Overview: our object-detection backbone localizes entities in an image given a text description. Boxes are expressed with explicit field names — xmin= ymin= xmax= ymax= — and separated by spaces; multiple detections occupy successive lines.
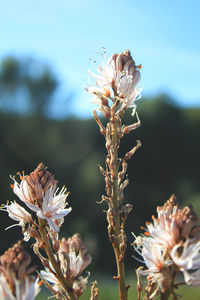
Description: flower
xmin=58 ymin=233 xmax=92 ymax=279
xmin=0 ymin=241 xmax=39 ymax=300
xmin=86 ymin=50 xmax=142 ymax=116
xmin=11 ymin=163 xmax=72 ymax=232
xmin=12 ymin=163 xmax=57 ymax=207
xmin=143 ymin=195 xmax=199 ymax=250
xmin=26 ymin=186 xmax=71 ymax=232
xmin=170 ymin=237 xmax=200 ymax=287
xmin=1 ymin=202 xmax=32 ymax=229
xmin=40 ymin=234 xmax=91 ymax=298
xmin=134 ymin=237 xmax=170 ymax=276
xmin=171 ymin=238 xmax=200 ymax=271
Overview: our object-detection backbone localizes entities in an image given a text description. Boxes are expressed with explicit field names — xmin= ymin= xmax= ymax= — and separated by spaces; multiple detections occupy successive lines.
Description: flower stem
xmin=38 ymin=217 xmax=76 ymax=300
xmin=109 ymin=107 xmax=128 ymax=300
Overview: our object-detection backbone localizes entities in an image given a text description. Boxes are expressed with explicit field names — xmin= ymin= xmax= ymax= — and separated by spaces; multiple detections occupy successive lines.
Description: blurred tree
xmin=0 ymin=56 xmax=72 ymax=117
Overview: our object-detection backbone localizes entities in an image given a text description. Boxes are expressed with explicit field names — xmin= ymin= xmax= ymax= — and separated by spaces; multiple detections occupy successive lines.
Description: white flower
xmin=1 ymin=202 xmax=32 ymax=229
xmin=144 ymin=199 xmax=180 ymax=249
xmin=86 ymin=50 xmax=142 ymax=115
xmin=88 ymin=55 xmax=116 ymax=90
xmin=171 ymin=238 xmax=200 ymax=271
xmin=134 ymin=237 xmax=170 ymax=276
xmin=58 ymin=234 xmax=92 ymax=279
xmin=13 ymin=177 xmax=42 ymax=206
xmin=11 ymin=164 xmax=72 ymax=232
xmin=27 ymin=187 xmax=72 ymax=232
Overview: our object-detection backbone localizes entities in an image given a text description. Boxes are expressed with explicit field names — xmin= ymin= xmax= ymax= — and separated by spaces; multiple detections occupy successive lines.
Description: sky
xmin=0 ymin=0 xmax=200 ymax=117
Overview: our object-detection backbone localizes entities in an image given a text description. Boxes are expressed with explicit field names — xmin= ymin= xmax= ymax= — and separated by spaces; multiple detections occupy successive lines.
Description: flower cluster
xmin=86 ymin=50 xmax=142 ymax=118
xmin=41 ymin=234 xmax=92 ymax=298
xmin=1 ymin=164 xmax=92 ymax=299
xmin=2 ymin=163 xmax=71 ymax=235
xmin=134 ymin=195 xmax=200 ymax=299
xmin=0 ymin=241 xmax=39 ymax=300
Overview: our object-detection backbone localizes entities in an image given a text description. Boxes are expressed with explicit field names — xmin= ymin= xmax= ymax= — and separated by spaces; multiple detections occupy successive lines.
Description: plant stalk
xmin=109 ymin=107 xmax=128 ymax=300
xmin=38 ymin=217 xmax=76 ymax=300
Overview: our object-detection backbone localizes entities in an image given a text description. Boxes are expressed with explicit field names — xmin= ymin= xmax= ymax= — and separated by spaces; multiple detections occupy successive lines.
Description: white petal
xmin=47 ymin=219 xmax=59 ymax=232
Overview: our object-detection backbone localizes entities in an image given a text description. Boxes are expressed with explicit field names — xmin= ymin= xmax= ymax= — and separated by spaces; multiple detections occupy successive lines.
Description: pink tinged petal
xmin=75 ymin=254 xmax=84 ymax=276
xmin=47 ymin=219 xmax=59 ymax=232
xmin=13 ymin=181 xmax=27 ymax=203
xmin=42 ymin=189 xmax=53 ymax=211
xmin=69 ymin=252 xmax=78 ymax=277
xmin=51 ymin=208 xmax=72 ymax=220
xmin=25 ymin=201 xmax=40 ymax=213
xmin=7 ymin=203 xmax=32 ymax=223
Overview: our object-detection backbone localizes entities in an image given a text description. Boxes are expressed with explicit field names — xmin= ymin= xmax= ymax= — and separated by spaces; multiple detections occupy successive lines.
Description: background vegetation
xmin=0 ymin=56 xmax=199 ymax=297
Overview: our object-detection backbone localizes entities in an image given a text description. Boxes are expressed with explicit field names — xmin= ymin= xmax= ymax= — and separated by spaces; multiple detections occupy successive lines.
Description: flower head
xmin=41 ymin=234 xmax=91 ymax=298
xmin=58 ymin=233 xmax=92 ymax=279
xmin=134 ymin=236 xmax=171 ymax=276
xmin=26 ymin=186 xmax=71 ymax=232
xmin=143 ymin=195 xmax=199 ymax=250
xmin=12 ymin=163 xmax=57 ymax=207
xmin=86 ymin=50 xmax=142 ymax=116
xmin=11 ymin=163 xmax=72 ymax=232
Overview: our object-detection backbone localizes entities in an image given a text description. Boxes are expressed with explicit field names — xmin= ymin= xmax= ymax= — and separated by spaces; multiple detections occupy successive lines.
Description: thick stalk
xmin=38 ymin=217 xmax=76 ymax=300
xmin=110 ymin=109 xmax=128 ymax=300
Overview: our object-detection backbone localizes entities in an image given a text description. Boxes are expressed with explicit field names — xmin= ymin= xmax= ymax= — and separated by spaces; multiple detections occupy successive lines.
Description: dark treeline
xmin=0 ymin=57 xmax=200 ymax=275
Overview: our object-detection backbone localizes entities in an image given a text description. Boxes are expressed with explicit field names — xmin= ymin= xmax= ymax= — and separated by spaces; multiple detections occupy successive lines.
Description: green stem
xmin=38 ymin=217 xmax=76 ymax=300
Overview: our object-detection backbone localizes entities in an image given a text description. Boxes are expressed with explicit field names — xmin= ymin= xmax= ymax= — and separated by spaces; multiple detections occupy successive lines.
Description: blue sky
xmin=0 ymin=0 xmax=200 ymax=117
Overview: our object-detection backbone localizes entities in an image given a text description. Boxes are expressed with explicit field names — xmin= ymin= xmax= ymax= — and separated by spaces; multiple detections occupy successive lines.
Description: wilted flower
xmin=0 ymin=241 xmax=39 ymax=300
